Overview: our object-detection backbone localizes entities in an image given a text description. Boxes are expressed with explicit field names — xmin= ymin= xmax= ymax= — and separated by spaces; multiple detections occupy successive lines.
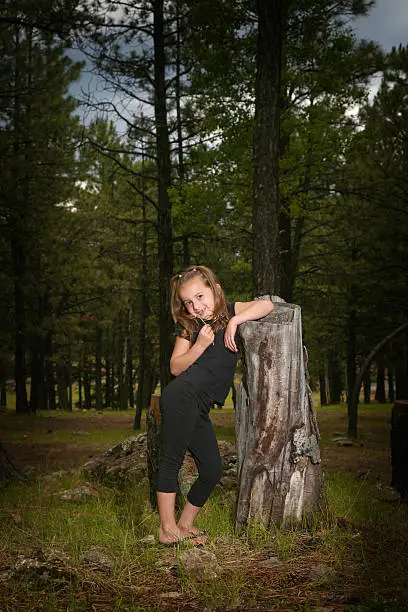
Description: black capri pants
xmin=156 ymin=376 xmax=223 ymax=507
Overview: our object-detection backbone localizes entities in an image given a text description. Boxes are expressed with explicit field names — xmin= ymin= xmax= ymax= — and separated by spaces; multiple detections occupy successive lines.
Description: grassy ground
xmin=1 ymin=401 xmax=407 ymax=611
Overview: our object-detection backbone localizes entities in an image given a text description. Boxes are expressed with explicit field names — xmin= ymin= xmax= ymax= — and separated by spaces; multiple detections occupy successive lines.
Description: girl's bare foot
xmin=158 ymin=525 xmax=184 ymax=545
xmin=177 ymin=523 xmax=208 ymax=545
xmin=158 ymin=524 xmax=207 ymax=546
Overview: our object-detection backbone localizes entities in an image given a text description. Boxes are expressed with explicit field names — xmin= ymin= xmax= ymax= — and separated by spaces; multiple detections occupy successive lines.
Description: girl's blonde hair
xmin=170 ymin=265 xmax=229 ymax=339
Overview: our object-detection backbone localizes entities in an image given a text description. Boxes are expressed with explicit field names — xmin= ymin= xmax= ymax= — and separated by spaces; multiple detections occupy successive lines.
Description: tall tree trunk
xmin=128 ymin=344 xmax=134 ymax=409
xmin=67 ymin=345 xmax=72 ymax=411
xmin=346 ymin=306 xmax=358 ymax=437
xmin=135 ymin=181 xmax=151 ymax=429
xmin=105 ymin=358 xmax=113 ymax=409
xmin=318 ymin=369 xmax=327 ymax=406
xmin=45 ymin=358 xmax=56 ymax=410
xmin=252 ymin=0 xmax=286 ymax=296
xmin=388 ymin=367 xmax=395 ymax=403
xmin=127 ymin=305 xmax=134 ymax=409
xmin=56 ymin=358 xmax=69 ymax=410
xmin=29 ymin=337 xmax=43 ymax=414
xmin=84 ymin=358 xmax=92 ymax=409
xmin=153 ymin=0 xmax=173 ymax=390
xmin=375 ymin=363 xmax=386 ymax=403
xmin=328 ymin=352 xmax=342 ymax=404
xmin=363 ymin=370 xmax=371 ymax=404
xmin=77 ymin=360 xmax=83 ymax=409
xmin=11 ymin=23 xmax=29 ymax=414
xmin=95 ymin=325 xmax=103 ymax=411
xmin=119 ymin=311 xmax=129 ymax=411
xmin=12 ymin=236 xmax=29 ymax=414
xmin=235 ymin=298 xmax=323 ymax=528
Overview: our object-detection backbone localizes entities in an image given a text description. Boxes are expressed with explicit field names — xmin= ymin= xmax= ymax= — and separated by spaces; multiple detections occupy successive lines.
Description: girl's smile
xmin=179 ymin=278 xmax=217 ymax=320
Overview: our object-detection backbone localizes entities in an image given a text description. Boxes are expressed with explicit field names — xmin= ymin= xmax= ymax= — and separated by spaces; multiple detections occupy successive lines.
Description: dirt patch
xmin=1 ymin=412 xmax=138 ymax=472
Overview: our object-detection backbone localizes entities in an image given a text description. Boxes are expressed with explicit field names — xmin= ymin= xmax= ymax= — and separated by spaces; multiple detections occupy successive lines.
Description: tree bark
xmin=318 ymin=369 xmax=327 ymax=406
xmin=363 ymin=370 xmax=371 ymax=404
xmin=12 ymin=236 xmax=29 ymax=414
xmin=56 ymin=358 xmax=69 ymax=410
xmin=77 ymin=361 xmax=83 ymax=409
xmin=153 ymin=0 xmax=174 ymax=390
xmin=346 ymin=305 xmax=357 ymax=437
xmin=45 ymin=358 xmax=56 ymax=410
xmin=252 ymin=0 xmax=286 ymax=296
xmin=105 ymin=358 xmax=112 ymax=409
xmin=95 ymin=325 xmax=103 ymax=411
xmin=375 ymin=363 xmax=386 ymax=403
xmin=29 ymin=337 xmax=43 ymax=414
xmin=147 ymin=393 xmax=161 ymax=509
xmin=328 ymin=352 xmax=342 ymax=404
xmin=388 ymin=367 xmax=395 ymax=403
xmin=83 ymin=358 xmax=92 ymax=409
xmin=235 ymin=297 xmax=323 ymax=529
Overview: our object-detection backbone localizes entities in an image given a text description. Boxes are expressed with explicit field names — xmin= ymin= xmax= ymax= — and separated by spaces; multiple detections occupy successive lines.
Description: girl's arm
xmin=224 ymin=299 xmax=274 ymax=352
xmin=170 ymin=324 xmax=215 ymax=376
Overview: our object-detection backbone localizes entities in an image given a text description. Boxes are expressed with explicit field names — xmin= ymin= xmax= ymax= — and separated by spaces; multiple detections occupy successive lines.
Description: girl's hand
xmin=224 ymin=318 xmax=238 ymax=352
xmin=196 ymin=324 xmax=215 ymax=349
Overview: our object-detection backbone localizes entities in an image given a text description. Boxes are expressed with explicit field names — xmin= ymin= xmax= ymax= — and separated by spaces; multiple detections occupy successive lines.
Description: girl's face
xmin=179 ymin=277 xmax=217 ymax=320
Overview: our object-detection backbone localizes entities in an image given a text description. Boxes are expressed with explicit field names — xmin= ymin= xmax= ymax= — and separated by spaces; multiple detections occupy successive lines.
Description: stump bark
xmin=391 ymin=400 xmax=408 ymax=501
xmin=235 ymin=297 xmax=323 ymax=528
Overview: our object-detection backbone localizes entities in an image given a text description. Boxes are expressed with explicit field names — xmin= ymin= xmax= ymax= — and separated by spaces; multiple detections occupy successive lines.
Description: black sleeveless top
xmin=175 ymin=302 xmax=238 ymax=404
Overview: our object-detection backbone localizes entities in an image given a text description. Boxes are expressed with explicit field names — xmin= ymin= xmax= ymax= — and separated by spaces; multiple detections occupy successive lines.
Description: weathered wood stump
xmin=235 ymin=297 xmax=323 ymax=529
xmin=391 ymin=400 xmax=408 ymax=501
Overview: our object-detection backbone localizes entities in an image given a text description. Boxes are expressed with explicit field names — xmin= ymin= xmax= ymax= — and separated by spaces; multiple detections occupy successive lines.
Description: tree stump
xmin=235 ymin=297 xmax=323 ymax=529
xmin=391 ymin=400 xmax=408 ymax=501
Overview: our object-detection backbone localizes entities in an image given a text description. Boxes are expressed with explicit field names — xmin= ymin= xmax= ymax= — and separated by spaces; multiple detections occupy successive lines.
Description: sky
xmin=70 ymin=0 xmax=408 ymax=132
xmin=353 ymin=0 xmax=408 ymax=51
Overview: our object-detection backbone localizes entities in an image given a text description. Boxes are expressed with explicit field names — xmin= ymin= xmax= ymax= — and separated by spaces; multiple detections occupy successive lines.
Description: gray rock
xmin=44 ymin=469 xmax=72 ymax=482
xmin=139 ymin=534 xmax=156 ymax=545
xmin=82 ymin=434 xmax=148 ymax=485
xmin=10 ymin=549 xmax=76 ymax=586
xmin=260 ymin=556 xmax=282 ymax=568
xmin=335 ymin=438 xmax=354 ymax=447
xmin=83 ymin=549 xmax=114 ymax=571
xmin=160 ymin=592 xmax=182 ymax=599
xmin=309 ymin=562 xmax=332 ymax=582
xmin=178 ymin=547 xmax=221 ymax=581
xmin=59 ymin=485 xmax=96 ymax=502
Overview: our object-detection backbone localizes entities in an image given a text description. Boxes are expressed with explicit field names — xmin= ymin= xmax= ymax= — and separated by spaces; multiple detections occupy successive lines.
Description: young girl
xmin=156 ymin=265 xmax=274 ymax=545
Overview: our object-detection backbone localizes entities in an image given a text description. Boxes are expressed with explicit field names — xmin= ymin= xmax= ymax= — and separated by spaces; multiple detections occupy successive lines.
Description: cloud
xmin=353 ymin=0 xmax=408 ymax=50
